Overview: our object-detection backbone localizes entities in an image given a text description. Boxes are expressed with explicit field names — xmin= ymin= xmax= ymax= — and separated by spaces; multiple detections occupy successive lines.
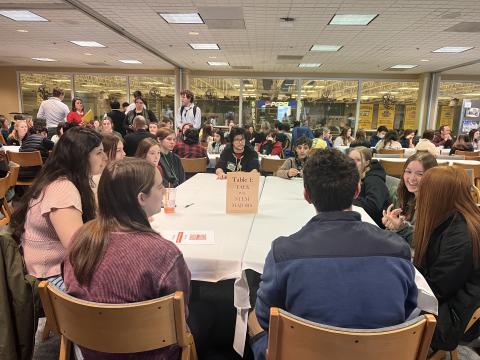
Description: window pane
xmin=191 ymin=77 xmax=240 ymax=127
xmin=361 ymin=81 xmax=419 ymax=131
xmin=20 ymin=73 xmax=72 ymax=116
xmin=129 ymin=76 xmax=175 ymax=122
xmin=74 ymin=74 xmax=127 ymax=120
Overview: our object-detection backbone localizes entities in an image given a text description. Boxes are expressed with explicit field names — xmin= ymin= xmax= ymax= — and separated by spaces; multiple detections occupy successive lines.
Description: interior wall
xmin=0 ymin=67 xmax=19 ymax=116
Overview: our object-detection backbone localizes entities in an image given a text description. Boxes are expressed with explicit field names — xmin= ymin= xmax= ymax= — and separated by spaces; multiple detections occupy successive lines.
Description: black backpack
xmin=180 ymin=105 xmax=197 ymax=119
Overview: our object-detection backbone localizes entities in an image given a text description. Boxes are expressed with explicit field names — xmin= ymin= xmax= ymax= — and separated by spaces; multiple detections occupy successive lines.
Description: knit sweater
xmin=63 ymin=231 xmax=191 ymax=359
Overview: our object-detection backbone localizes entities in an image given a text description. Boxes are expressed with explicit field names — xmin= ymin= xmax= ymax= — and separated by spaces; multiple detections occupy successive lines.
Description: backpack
xmin=180 ymin=105 xmax=197 ymax=119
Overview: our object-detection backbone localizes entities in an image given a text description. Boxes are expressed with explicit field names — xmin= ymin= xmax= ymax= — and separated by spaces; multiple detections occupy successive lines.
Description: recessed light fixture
xmin=84 ymin=53 xmax=93 ymax=56
xmin=389 ymin=64 xmax=418 ymax=69
xmin=329 ymin=14 xmax=378 ymax=26
xmin=298 ymin=63 xmax=321 ymax=68
xmin=208 ymin=56 xmax=217 ymax=59
xmin=420 ymin=59 xmax=430 ymax=62
xmin=0 ymin=10 xmax=48 ymax=22
xmin=190 ymin=43 xmax=220 ymax=50
xmin=189 ymin=31 xmax=199 ymax=35
xmin=159 ymin=13 xmax=204 ymax=24
xmin=32 ymin=57 xmax=56 ymax=62
xmin=207 ymin=61 xmax=229 ymax=66
xmin=70 ymin=41 xmax=106 ymax=48
xmin=432 ymin=46 xmax=473 ymax=53
xmin=118 ymin=59 xmax=142 ymax=64
xmin=310 ymin=45 xmax=342 ymax=52
xmin=16 ymin=29 xmax=28 ymax=33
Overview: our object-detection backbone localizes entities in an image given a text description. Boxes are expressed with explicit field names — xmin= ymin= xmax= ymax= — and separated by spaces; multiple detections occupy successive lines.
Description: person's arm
xmin=247 ymin=153 xmax=260 ymax=172
xmin=49 ymin=207 xmax=84 ymax=249
xmin=215 ymin=150 xmax=228 ymax=176
xmin=37 ymin=102 xmax=45 ymax=120
xmin=353 ymin=175 xmax=389 ymax=219
xmin=194 ymin=107 xmax=202 ymax=129
xmin=160 ymin=254 xmax=191 ymax=317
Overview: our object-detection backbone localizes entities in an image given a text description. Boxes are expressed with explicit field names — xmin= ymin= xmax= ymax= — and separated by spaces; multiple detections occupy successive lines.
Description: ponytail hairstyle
xmin=68 ymin=158 xmax=157 ymax=285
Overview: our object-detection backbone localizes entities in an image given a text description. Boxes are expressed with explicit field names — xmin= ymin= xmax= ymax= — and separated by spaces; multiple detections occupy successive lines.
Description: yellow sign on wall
xmin=377 ymin=104 xmax=395 ymax=129
xmin=358 ymin=104 xmax=374 ymax=129
xmin=404 ymin=105 xmax=417 ymax=129
xmin=439 ymin=106 xmax=454 ymax=128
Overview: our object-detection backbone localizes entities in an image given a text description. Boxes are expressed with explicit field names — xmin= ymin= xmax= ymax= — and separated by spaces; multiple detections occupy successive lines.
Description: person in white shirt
xmin=176 ymin=89 xmax=201 ymax=130
xmin=36 ymin=87 xmax=69 ymax=139
xmin=414 ymin=130 xmax=439 ymax=156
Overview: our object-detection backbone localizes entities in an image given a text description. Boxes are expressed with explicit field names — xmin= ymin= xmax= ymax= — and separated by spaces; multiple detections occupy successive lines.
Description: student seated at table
xmin=157 ymin=127 xmax=185 ymax=188
xmin=64 ymin=158 xmax=191 ymax=359
xmin=333 ymin=126 xmax=355 ymax=147
xmin=215 ymin=127 xmax=260 ymax=179
xmin=370 ymin=125 xmax=388 ymax=148
xmin=382 ymin=152 xmax=437 ymax=245
xmin=249 ymin=149 xmax=417 ymax=360
xmin=348 ymin=146 xmax=390 ymax=227
xmin=135 ymin=138 xmax=161 ymax=169
xmin=413 ymin=166 xmax=480 ymax=351
xmin=102 ymin=133 xmax=125 ymax=163
xmin=10 ymin=127 xmax=106 ymax=290
xmin=311 ymin=129 xmax=327 ymax=149
xmin=259 ymin=130 xmax=283 ymax=156
xmin=7 ymin=119 xmax=29 ymax=146
xmin=449 ymin=134 xmax=474 ymax=155
xmin=123 ymin=115 xmax=154 ymax=156
xmin=173 ymin=128 xmax=208 ymax=160
xmin=276 ymin=136 xmax=311 ymax=179
xmin=207 ymin=129 xmax=226 ymax=155
xmin=415 ymin=129 xmax=439 ymax=156
xmin=350 ymin=129 xmax=370 ymax=148
xmin=400 ymin=129 xmax=416 ymax=148
xmin=375 ymin=130 xmax=402 ymax=151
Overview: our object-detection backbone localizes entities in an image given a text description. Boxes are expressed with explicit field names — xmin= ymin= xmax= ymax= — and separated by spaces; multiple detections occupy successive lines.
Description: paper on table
xmin=160 ymin=230 xmax=215 ymax=245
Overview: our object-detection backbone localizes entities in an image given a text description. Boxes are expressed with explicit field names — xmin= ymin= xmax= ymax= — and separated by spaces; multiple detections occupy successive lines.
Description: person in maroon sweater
xmin=64 ymin=158 xmax=191 ymax=359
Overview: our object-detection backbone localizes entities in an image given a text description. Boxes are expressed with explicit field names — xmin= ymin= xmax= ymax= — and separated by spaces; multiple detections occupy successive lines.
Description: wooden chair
xmin=6 ymin=151 xmax=43 ymax=186
xmin=0 ymin=133 xmax=6 ymax=145
xmin=378 ymin=148 xmax=404 ymax=156
xmin=436 ymin=155 xmax=465 ymax=160
xmin=378 ymin=160 xmax=405 ymax=178
xmin=38 ymin=281 xmax=197 ymax=360
xmin=0 ymin=172 xmax=11 ymax=226
xmin=463 ymin=155 xmax=480 ymax=161
xmin=455 ymin=150 xmax=479 ymax=156
xmin=260 ymin=158 xmax=285 ymax=175
xmin=429 ymin=307 xmax=480 ymax=360
xmin=266 ymin=308 xmax=436 ymax=360
xmin=180 ymin=157 xmax=207 ymax=174
xmin=373 ymin=154 xmax=402 ymax=159
xmin=7 ymin=162 xmax=19 ymax=188
xmin=452 ymin=162 xmax=480 ymax=188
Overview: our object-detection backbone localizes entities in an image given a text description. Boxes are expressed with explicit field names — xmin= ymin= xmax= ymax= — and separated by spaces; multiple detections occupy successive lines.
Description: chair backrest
xmin=373 ymin=154 xmax=402 ymax=159
xmin=0 ymin=172 xmax=11 ymax=226
xmin=6 ymin=150 xmax=43 ymax=167
xmin=452 ymin=162 xmax=480 ymax=181
xmin=180 ymin=157 xmax=207 ymax=174
xmin=266 ymin=308 xmax=436 ymax=360
xmin=436 ymin=155 xmax=465 ymax=160
xmin=378 ymin=160 xmax=405 ymax=177
xmin=0 ymin=133 xmax=6 ymax=145
xmin=463 ymin=155 xmax=480 ymax=161
xmin=38 ymin=281 xmax=191 ymax=354
xmin=378 ymin=148 xmax=404 ymax=156
xmin=7 ymin=162 xmax=19 ymax=188
xmin=260 ymin=158 xmax=285 ymax=174
xmin=455 ymin=150 xmax=478 ymax=156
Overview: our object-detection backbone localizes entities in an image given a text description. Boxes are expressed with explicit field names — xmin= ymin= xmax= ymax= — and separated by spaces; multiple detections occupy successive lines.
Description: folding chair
xmin=378 ymin=159 xmax=405 ymax=178
xmin=260 ymin=158 xmax=285 ymax=176
xmin=38 ymin=281 xmax=197 ymax=360
xmin=267 ymin=307 xmax=436 ymax=360
xmin=180 ymin=158 xmax=207 ymax=178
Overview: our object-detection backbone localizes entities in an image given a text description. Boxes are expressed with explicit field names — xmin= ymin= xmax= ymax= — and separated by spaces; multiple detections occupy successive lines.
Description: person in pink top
xmin=10 ymin=127 xmax=107 ymax=289
xmin=64 ymin=158 xmax=191 ymax=359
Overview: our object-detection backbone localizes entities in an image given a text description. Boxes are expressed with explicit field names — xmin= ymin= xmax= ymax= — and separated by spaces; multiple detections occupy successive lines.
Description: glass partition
xmin=20 ymin=73 xmax=72 ymax=117
xmin=129 ymin=76 xmax=175 ymax=122
xmin=74 ymin=74 xmax=127 ymax=120
xmin=191 ymin=77 xmax=240 ymax=126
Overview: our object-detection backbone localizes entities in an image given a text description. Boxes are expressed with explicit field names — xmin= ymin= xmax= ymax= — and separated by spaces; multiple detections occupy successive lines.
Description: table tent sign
xmin=226 ymin=172 xmax=260 ymax=214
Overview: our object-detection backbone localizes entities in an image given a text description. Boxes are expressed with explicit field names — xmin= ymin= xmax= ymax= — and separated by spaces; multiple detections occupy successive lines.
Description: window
xmin=129 ymin=76 xmax=175 ymax=122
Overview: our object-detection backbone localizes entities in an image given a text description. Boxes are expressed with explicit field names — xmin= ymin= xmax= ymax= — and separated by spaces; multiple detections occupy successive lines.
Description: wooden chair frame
xmin=455 ymin=150 xmax=479 ymax=156
xmin=378 ymin=159 xmax=405 ymax=178
xmin=0 ymin=172 xmax=11 ymax=226
xmin=180 ymin=157 xmax=207 ymax=174
xmin=38 ymin=281 xmax=197 ymax=360
xmin=452 ymin=162 xmax=480 ymax=188
xmin=6 ymin=151 xmax=43 ymax=186
xmin=260 ymin=158 xmax=285 ymax=174
xmin=378 ymin=148 xmax=404 ymax=156
xmin=267 ymin=308 xmax=436 ymax=360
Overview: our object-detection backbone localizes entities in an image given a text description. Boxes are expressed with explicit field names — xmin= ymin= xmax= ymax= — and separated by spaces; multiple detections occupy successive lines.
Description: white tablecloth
xmin=1 ymin=145 xmax=20 ymax=153
xmin=207 ymin=153 xmax=281 ymax=169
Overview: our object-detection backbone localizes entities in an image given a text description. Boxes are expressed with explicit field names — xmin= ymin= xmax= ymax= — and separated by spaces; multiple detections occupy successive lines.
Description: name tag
xmin=227 ymin=162 xmax=236 ymax=172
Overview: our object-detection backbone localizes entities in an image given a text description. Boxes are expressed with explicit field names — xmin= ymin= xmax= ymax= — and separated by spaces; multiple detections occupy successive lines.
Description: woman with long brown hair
xmin=64 ymin=158 xmax=191 ymax=359
xmin=157 ymin=127 xmax=185 ymax=187
xmin=382 ymin=152 xmax=437 ymax=244
xmin=413 ymin=166 xmax=480 ymax=351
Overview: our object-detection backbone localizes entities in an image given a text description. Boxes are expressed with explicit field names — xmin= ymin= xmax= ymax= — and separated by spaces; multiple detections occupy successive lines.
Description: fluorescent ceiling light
xmin=329 ymin=14 xmax=377 ymax=26
xmin=207 ymin=61 xmax=229 ymax=66
xmin=32 ymin=57 xmax=56 ymax=62
xmin=432 ymin=46 xmax=473 ymax=53
xmin=81 ymin=84 xmax=101 ymax=88
xmin=303 ymin=85 xmax=314 ymax=88
xmin=118 ymin=59 xmax=142 ymax=64
xmin=420 ymin=59 xmax=430 ymax=62
xmin=310 ymin=45 xmax=343 ymax=52
xmin=84 ymin=53 xmax=93 ymax=56
xmin=462 ymin=93 xmax=480 ymax=96
xmin=398 ymin=87 xmax=419 ymax=90
xmin=52 ymin=79 xmax=71 ymax=83
xmin=379 ymin=91 xmax=399 ymax=94
xmin=0 ymin=10 xmax=48 ymax=22
xmin=16 ymin=29 xmax=28 ymax=33
xmin=159 ymin=13 xmax=203 ymax=24
xmin=298 ymin=63 xmax=321 ymax=68
xmin=390 ymin=64 xmax=418 ymax=69
xmin=189 ymin=31 xmax=199 ymax=35
xmin=24 ymin=82 xmax=44 ymax=86
xmin=70 ymin=41 xmax=106 ymax=48
xmin=190 ymin=43 xmax=220 ymax=50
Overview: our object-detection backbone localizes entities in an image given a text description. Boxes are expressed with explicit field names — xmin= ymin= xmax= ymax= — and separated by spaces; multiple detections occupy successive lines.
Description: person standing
xmin=36 ymin=87 xmax=69 ymax=139
xmin=67 ymin=97 xmax=84 ymax=125
xmin=176 ymin=90 xmax=201 ymax=130
xmin=107 ymin=100 xmax=127 ymax=137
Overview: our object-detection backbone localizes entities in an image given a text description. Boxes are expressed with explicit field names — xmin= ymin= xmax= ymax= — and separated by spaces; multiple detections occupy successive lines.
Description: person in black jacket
xmin=215 ymin=127 xmax=260 ymax=179
xmin=157 ymin=127 xmax=185 ymax=188
xmin=413 ymin=166 xmax=480 ymax=352
xmin=107 ymin=100 xmax=128 ymax=136
xmin=123 ymin=116 xmax=154 ymax=157
xmin=348 ymin=146 xmax=390 ymax=227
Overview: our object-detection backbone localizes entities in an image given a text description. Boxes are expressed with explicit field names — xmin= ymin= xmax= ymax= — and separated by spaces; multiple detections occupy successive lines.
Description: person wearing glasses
xmin=215 ymin=127 xmax=260 ymax=179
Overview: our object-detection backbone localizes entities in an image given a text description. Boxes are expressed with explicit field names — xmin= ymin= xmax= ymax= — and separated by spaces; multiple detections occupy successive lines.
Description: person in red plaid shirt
xmin=173 ymin=128 xmax=208 ymax=160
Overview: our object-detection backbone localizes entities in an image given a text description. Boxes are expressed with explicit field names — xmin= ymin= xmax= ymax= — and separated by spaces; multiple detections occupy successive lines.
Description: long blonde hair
xmin=413 ymin=166 xmax=480 ymax=267
xmin=8 ymin=119 xmax=28 ymax=140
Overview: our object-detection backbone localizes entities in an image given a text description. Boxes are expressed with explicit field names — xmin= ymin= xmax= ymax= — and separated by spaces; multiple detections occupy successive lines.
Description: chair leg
xmin=59 ymin=335 xmax=71 ymax=360
xmin=42 ymin=319 xmax=51 ymax=341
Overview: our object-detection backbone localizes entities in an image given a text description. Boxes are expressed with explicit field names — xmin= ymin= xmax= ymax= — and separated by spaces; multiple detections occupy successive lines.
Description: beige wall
xmin=0 ymin=67 xmax=19 ymax=116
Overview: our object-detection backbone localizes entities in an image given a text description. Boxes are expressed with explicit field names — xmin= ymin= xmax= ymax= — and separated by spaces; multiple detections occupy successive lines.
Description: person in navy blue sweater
xmin=249 ymin=149 xmax=417 ymax=359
